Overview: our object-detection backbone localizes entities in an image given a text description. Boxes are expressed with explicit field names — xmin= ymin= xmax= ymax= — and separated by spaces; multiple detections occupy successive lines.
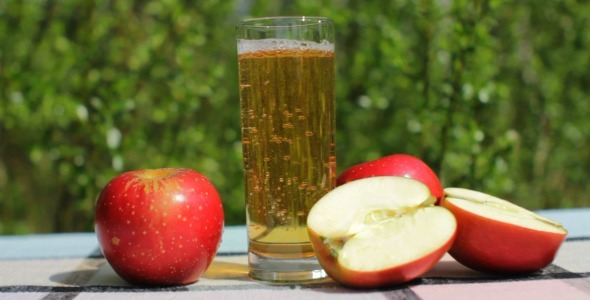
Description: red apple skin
xmin=95 ymin=168 xmax=224 ymax=286
xmin=308 ymin=229 xmax=456 ymax=288
xmin=337 ymin=154 xmax=444 ymax=203
xmin=442 ymin=198 xmax=566 ymax=274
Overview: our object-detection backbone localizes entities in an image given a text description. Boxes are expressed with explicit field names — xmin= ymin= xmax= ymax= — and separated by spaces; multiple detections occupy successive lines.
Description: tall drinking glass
xmin=236 ymin=16 xmax=336 ymax=283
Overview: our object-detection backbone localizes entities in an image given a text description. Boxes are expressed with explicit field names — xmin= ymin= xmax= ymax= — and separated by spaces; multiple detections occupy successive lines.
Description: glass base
xmin=248 ymin=252 xmax=328 ymax=283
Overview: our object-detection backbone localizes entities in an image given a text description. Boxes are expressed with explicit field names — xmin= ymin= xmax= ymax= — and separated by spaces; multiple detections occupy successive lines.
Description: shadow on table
xmin=49 ymin=256 xmax=251 ymax=286
xmin=203 ymin=260 xmax=249 ymax=280
xmin=50 ymin=259 xmax=117 ymax=286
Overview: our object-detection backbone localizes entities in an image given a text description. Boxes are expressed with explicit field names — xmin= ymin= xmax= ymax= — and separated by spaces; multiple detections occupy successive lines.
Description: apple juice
xmin=238 ymin=39 xmax=336 ymax=259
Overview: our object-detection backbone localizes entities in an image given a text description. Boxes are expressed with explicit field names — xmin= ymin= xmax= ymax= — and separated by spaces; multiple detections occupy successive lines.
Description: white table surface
xmin=1 ymin=208 xmax=589 ymax=300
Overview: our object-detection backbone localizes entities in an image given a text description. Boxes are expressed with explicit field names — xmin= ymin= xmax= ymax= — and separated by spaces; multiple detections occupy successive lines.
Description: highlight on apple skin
xmin=337 ymin=154 xmax=444 ymax=203
xmin=442 ymin=187 xmax=567 ymax=274
xmin=307 ymin=176 xmax=457 ymax=288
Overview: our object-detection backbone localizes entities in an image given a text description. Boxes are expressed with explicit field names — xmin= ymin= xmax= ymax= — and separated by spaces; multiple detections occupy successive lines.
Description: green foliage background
xmin=1 ymin=0 xmax=589 ymax=234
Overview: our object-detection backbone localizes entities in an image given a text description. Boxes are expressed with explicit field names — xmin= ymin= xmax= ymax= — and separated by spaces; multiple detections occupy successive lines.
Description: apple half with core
xmin=307 ymin=176 xmax=457 ymax=288
xmin=95 ymin=168 xmax=224 ymax=286
xmin=442 ymin=187 xmax=567 ymax=274
xmin=337 ymin=154 xmax=444 ymax=203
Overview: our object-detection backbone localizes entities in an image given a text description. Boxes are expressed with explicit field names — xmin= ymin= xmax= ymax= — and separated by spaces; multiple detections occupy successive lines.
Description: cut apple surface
xmin=442 ymin=187 xmax=567 ymax=274
xmin=307 ymin=176 xmax=457 ymax=288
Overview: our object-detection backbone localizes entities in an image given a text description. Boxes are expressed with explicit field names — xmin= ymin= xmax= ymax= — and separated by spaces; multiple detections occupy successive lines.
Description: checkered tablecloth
xmin=1 ymin=210 xmax=590 ymax=299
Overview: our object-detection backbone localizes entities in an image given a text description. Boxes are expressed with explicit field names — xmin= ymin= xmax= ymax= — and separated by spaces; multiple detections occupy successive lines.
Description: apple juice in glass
xmin=236 ymin=16 xmax=336 ymax=282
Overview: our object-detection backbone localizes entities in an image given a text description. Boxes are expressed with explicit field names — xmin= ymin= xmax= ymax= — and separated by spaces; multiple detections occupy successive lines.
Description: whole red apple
xmin=442 ymin=188 xmax=567 ymax=274
xmin=95 ymin=168 xmax=224 ymax=286
xmin=337 ymin=154 xmax=444 ymax=202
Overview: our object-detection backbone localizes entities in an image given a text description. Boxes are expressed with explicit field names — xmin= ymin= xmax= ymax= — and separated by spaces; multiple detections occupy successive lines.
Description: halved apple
xmin=307 ymin=176 xmax=457 ymax=288
xmin=442 ymin=187 xmax=568 ymax=274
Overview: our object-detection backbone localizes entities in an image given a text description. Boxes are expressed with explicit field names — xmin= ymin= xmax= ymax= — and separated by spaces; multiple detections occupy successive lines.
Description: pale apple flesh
xmin=443 ymin=188 xmax=567 ymax=274
xmin=307 ymin=177 xmax=457 ymax=288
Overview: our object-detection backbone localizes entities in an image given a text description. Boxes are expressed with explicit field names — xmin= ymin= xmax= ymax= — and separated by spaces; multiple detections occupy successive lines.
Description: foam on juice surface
xmin=237 ymin=38 xmax=334 ymax=55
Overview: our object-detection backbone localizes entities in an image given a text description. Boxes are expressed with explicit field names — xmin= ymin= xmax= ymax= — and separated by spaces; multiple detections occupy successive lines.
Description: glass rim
xmin=237 ymin=16 xmax=333 ymax=29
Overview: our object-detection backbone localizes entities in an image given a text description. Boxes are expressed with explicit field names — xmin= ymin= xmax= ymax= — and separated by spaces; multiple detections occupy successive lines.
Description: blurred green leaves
xmin=1 ymin=0 xmax=242 ymax=233
xmin=1 ymin=0 xmax=589 ymax=234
